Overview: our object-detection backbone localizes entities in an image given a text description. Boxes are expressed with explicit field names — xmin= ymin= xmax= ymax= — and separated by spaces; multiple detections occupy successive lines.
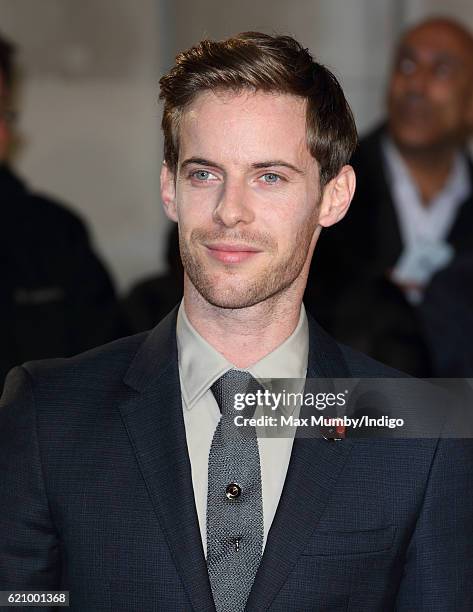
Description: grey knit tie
xmin=206 ymin=370 xmax=264 ymax=612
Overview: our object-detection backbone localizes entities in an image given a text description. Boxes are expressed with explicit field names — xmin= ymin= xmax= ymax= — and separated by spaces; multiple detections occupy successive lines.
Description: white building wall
xmin=170 ymin=0 xmax=403 ymax=133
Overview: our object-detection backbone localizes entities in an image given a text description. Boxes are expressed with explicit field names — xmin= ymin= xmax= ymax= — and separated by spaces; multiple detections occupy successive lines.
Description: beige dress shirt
xmin=176 ymin=301 xmax=309 ymax=555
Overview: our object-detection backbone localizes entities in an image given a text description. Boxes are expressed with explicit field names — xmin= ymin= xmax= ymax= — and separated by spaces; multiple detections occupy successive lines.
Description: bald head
xmin=387 ymin=16 xmax=473 ymax=154
xmin=407 ymin=17 xmax=473 ymax=52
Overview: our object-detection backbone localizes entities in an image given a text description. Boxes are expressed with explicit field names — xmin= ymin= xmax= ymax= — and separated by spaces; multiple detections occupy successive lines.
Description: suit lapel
xmin=119 ymin=308 xmax=215 ymax=612
xmin=246 ymin=316 xmax=354 ymax=612
xmin=367 ymin=130 xmax=403 ymax=270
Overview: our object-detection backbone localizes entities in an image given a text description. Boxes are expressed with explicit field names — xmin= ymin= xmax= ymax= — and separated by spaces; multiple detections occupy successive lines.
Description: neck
xmin=183 ymin=276 xmax=306 ymax=369
xmin=397 ymin=144 xmax=458 ymax=206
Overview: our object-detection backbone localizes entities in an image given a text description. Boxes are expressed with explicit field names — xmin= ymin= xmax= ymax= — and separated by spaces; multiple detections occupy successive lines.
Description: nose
xmin=404 ymin=65 xmax=430 ymax=96
xmin=213 ymin=178 xmax=255 ymax=228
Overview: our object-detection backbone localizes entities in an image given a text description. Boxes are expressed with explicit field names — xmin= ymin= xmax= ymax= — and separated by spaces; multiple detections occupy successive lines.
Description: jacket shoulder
xmin=21 ymin=332 xmax=149 ymax=397
xmin=0 ymin=333 xmax=151 ymax=436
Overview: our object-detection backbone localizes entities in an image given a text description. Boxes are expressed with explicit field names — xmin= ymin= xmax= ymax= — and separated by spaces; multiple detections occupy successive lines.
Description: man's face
xmin=387 ymin=22 xmax=473 ymax=153
xmin=162 ymin=90 xmax=322 ymax=309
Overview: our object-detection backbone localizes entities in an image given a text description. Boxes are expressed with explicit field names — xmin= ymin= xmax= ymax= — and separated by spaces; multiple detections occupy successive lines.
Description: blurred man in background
xmin=306 ymin=16 xmax=473 ymax=376
xmin=0 ymin=31 xmax=120 ymax=389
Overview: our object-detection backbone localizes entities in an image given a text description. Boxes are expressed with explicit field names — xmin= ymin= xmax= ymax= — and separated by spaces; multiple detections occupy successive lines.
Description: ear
xmin=160 ymin=162 xmax=178 ymax=222
xmin=317 ymin=165 xmax=356 ymax=228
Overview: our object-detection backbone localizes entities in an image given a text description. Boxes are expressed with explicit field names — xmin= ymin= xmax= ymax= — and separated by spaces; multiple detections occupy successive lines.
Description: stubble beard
xmin=178 ymin=220 xmax=317 ymax=310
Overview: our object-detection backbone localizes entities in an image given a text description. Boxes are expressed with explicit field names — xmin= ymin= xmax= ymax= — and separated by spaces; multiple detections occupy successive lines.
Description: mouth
xmin=395 ymin=99 xmax=432 ymax=119
xmin=204 ymin=242 xmax=263 ymax=264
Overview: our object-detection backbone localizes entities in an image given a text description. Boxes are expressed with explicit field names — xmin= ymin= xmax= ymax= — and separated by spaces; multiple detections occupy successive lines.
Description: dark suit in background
xmin=1 ymin=309 xmax=472 ymax=611
xmin=0 ymin=164 xmax=121 ymax=389
xmin=420 ymin=253 xmax=473 ymax=376
xmin=122 ymin=225 xmax=183 ymax=333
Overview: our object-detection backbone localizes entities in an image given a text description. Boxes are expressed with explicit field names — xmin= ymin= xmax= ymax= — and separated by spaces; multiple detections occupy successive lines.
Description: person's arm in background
xmin=58 ymin=207 xmax=128 ymax=352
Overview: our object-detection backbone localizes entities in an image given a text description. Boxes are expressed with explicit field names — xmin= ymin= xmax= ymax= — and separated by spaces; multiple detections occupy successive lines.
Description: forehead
xmin=179 ymin=90 xmax=309 ymax=164
xmin=399 ymin=23 xmax=473 ymax=65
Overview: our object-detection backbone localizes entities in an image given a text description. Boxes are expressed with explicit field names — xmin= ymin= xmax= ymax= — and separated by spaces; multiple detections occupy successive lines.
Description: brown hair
xmin=159 ymin=32 xmax=357 ymax=187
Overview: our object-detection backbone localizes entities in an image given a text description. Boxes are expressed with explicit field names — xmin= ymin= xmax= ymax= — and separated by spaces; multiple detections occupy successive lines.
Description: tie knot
xmin=211 ymin=369 xmax=260 ymax=416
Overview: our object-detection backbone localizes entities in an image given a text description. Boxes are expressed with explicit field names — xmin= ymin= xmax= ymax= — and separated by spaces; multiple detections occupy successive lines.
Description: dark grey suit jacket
xmin=1 ymin=308 xmax=472 ymax=610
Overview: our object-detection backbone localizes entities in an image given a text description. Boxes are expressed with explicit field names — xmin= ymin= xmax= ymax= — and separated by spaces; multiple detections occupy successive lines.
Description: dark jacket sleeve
xmin=0 ymin=366 xmax=61 ymax=591
xmin=51 ymin=206 xmax=123 ymax=352
xmin=395 ymin=438 xmax=473 ymax=610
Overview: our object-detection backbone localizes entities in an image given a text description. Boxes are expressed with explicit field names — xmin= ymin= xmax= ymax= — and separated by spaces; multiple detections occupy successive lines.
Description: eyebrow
xmin=180 ymin=157 xmax=305 ymax=174
xmin=252 ymin=160 xmax=305 ymax=174
xmin=397 ymin=45 xmax=461 ymax=66
xmin=180 ymin=158 xmax=223 ymax=172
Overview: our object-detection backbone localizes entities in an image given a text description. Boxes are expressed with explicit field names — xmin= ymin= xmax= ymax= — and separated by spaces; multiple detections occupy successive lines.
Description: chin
xmin=195 ymin=269 xmax=302 ymax=310
xmin=183 ymin=249 xmax=306 ymax=309
xmin=392 ymin=127 xmax=440 ymax=153
xmin=203 ymin=296 xmax=259 ymax=310
xmin=197 ymin=281 xmax=270 ymax=310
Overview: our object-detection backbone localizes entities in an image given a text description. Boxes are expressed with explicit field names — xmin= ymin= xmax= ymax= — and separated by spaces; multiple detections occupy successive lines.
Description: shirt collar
xmin=382 ymin=136 xmax=471 ymax=211
xmin=176 ymin=301 xmax=309 ymax=410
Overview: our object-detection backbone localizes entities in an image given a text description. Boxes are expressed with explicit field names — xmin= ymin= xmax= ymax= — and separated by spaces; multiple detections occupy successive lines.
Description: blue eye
xmin=262 ymin=173 xmax=280 ymax=184
xmin=193 ymin=170 xmax=211 ymax=180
